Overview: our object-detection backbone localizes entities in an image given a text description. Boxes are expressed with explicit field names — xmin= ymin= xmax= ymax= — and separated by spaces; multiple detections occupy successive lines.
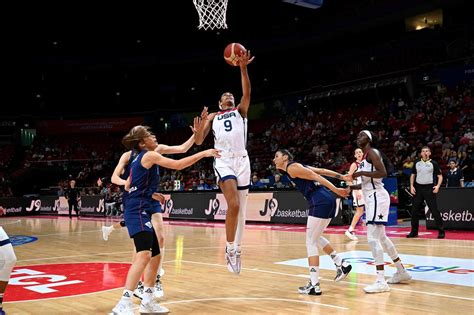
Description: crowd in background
xmin=1 ymin=81 xmax=473 ymax=203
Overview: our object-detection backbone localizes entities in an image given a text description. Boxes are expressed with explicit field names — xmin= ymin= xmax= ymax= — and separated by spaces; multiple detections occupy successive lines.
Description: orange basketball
xmin=224 ymin=43 xmax=246 ymax=66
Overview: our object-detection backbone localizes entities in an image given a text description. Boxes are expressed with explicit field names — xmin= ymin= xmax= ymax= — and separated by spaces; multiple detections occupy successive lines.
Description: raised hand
xmin=152 ymin=192 xmax=165 ymax=203
xmin=200 ymin=106 xmax=209 ymax=120
xmin=237 ymin=50 xmax=255 ymax=67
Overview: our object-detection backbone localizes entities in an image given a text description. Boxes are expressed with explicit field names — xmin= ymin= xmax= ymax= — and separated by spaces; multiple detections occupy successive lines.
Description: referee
xmin=407 ymin=146 xmax=445 ymax=239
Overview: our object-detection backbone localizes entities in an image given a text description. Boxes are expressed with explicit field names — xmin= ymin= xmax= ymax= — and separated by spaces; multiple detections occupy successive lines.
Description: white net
xmin=193 ymin=0 xmax=228 ymax=30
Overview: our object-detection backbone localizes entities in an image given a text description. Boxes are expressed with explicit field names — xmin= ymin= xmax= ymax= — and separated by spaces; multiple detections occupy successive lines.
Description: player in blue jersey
xmin=273 ymin=149 xmax=352 ymax=295
xmin=112 ymin=125 xmax=219 ymax=315
xmin=103 ymin=125 xmax=196 ymax=299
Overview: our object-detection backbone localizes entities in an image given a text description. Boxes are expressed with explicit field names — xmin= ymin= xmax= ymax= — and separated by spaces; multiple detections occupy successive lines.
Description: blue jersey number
xmin=224 ymin=120 xmax=232 ymax=132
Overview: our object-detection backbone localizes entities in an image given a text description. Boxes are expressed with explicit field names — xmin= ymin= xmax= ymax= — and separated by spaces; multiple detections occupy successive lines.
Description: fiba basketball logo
xmin=96 ymin=198 xmax=105 ymax=213
xmin=259 ymin=198 xmax=278 ymax=216
xmin=26 ymin=199 xmax=41 ymax=212
xmin=53 ymin=199 xmax=60 ymax=212
xmin=205 ymin=198 xmax=220 ymax=216
xmin=164 ymin=198 xmax=174 ymax=214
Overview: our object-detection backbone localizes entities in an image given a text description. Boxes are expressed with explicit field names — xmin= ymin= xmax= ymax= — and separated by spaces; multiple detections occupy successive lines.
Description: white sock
xmin=348 ymin=226 xmax=354 ymax=232
xmin=330 ymin=250 xmax=342 ymax=266
xmin=309 ymin=266 xmax=319 ymax=285
xmin=226 ymin=242 xmax=235 ymax=252
xmin=142 ymin=287 xmax=154 ymax=304
xmin=236 ymin=244 xmax=241 ymax=253
xmin=394 ymin=260 xmax=405 ymax=272
xmin=376 ymin=269 xmax=385 ymax=282
xmin=121 ymin=289 xmax=133 ymax=300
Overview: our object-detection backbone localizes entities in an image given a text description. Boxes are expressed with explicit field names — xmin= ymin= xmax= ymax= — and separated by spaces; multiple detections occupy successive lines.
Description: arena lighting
xmin=282 ymin=0 xmax=323 ymax=9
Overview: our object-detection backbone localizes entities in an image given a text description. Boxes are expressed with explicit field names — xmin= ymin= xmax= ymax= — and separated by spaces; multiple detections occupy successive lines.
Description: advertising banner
xmin=426 ymin=188 xmax=474 ymax=230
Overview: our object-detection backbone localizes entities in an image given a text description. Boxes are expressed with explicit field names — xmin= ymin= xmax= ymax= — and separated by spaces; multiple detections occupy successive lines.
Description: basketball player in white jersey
xmin=0 ymin=206 xmax=17 ymax=315
xmin=345 ymin=148 xmax=365 ymax=241
xmin=349 ymin=130 xmax=412 ymax=293
xmin=194 ymin=50 xmax=254 ymax=274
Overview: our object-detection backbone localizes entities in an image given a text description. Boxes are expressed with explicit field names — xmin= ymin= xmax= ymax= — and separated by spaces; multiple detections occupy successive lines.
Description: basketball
xmin=224 ymin=43 xmax=246 ymax=66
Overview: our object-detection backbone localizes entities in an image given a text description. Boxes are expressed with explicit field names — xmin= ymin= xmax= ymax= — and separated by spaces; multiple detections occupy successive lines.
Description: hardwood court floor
xmin=3 ymin=216 xmax=474 ymax=315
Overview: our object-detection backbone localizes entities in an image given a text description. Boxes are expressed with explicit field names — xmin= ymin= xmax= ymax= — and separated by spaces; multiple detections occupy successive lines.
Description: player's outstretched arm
xmin=156 ymin=128 xmax=196 ymax=155
xmin=237 ymin=50 xmax=254 ymax=118
xmin=307 ymin=166 xmax=351 ymax=181
xmin=111 ymin=151 xmax=131 ymax=186
xmin=194 ymin=107 xmax=215 ymax=145
xmin=288 ymin=163 xmax=349 ymax=198
xmin=142 ymin=149 xmax=220 ymax=171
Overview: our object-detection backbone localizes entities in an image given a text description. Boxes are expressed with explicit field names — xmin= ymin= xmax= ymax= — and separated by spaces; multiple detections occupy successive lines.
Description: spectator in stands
xmin=441 ymin=137 xmax=454 ymax=160
xmin=271 ymin=174 xmax=288 ymax=189
xmin=402 ymin=157 xmax=414 ymax=178
xmin=250 ymin=175 xmax=265 ymax=189
xmin=446 ymin=159 xmax=464 ymax=188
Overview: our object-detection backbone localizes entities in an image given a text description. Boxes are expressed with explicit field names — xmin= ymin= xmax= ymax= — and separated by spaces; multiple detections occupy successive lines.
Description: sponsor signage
xmin=426 ymin=188 xmax=474 ymax=230
xmin=6 ymin=263 xmax=129 ymax=302
xmin=276 ymin=250 xmax=474 ymax=287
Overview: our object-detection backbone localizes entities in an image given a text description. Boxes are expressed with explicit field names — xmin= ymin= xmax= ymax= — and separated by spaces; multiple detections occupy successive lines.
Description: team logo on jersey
xmin=6 ymin=262 xmax=130 ymax=302
xmin=217 ymin=112 xmax=237 ymax=120
xmin=10 ymin=235 xmax=38 ymax=247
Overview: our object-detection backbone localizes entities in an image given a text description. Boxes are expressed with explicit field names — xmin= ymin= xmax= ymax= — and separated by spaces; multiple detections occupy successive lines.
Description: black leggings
xmin=68 ymin=201 xmax=79 ymax=218
xmin=411 ymin=184 xmax=444 ymax=232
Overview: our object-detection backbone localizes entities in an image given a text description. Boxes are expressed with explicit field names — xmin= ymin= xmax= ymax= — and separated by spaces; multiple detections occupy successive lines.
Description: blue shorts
xmin=124 ymin=199 xmax=153 ymax=238
xmin=147 ymin=200 xmax=164 ymax=215
xmin=308 ymin=187 xmax=337 ymax=219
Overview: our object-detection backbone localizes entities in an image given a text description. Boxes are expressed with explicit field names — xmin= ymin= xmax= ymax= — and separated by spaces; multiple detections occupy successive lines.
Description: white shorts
xmin=352 ymin=190 xmax=365 ymax=207
xmin=213 ymin=154 xmax=251 ymax=189
xmin=0 ymin=227 xmax=9 ymax=241
xmin=364 ymin=189 xmax=390 ymax=225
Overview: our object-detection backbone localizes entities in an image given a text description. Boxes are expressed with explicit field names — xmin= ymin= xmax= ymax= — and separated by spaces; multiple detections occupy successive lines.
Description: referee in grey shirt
xmin=407 ymin=146 xmax=445 ymax=239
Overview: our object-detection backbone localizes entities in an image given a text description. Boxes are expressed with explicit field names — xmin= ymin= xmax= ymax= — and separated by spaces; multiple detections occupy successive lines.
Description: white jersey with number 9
xmin=212 ymin=108 xmax=247 ymax=153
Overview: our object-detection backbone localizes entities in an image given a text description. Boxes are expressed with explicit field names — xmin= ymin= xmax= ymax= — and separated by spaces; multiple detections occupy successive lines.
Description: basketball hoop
xmin=193 ymin=0 xmax=228 ymax=30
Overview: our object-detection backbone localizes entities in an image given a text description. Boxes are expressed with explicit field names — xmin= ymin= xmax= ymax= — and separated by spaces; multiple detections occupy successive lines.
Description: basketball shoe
xmin=345 ymin=230 xmax=358 ymax=241
xmin=154 ymin=275 xmax=164 ymax=299
xmin=387 ymin=270 xmax=412 ymax=284
xmin=133 ymin=280 xmax=144 ymax=300
xmin=225 ymin=247 xmax=238 ymax=274
xmin=112 ymin=298 xmax=134 ymax=315
xmin=139 ymin=301 xmax=169 ymax=314
xmin=334 ymin=261 xmax=352 ymax=282
xmin=364 ymin=281 xmax=390 ymax=293
xmin=298 ymin=281 xmax=322 ymax=295
xmin=102 ymin=225 xmax=113 ymax=241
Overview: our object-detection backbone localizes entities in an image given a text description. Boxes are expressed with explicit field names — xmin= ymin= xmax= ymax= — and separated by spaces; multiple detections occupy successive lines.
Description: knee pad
xmin=318 ymin=236 xmax=330 ymax=249
xmin=0 ymin=244 xmax=17 ymax=282
xmin=306 ymin=235 xmax=319 ymax=257
xmin=367 ymin=225 xmax=384 ymax=265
